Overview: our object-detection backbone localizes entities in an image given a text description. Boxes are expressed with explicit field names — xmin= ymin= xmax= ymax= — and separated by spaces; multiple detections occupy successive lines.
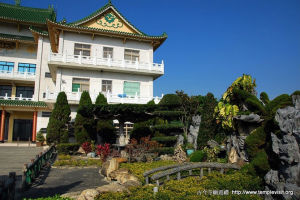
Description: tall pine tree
xmin=46 ymin=92 xmax=71 ymax=144
xmin=74 ymin=91 xmax=94 ymax=144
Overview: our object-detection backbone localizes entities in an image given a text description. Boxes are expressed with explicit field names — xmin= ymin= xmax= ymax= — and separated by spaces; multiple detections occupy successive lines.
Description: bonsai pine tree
xmin=95 ymin=93 xmax=108 ymax=105
xmin=46 ymin=92 xmax=71 ymax=144
xmin=74 ymin=91 xmax=94 ymax=144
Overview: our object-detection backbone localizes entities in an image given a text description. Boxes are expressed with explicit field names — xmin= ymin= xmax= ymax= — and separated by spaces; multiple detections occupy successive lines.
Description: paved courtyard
xmin=21 ymin=168 xmax=108 ymax=199
xmin=0 ymin=146 xmax=44 ymax=176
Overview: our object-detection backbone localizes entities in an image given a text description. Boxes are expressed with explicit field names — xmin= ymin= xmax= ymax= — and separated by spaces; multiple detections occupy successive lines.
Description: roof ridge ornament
xmin=108 ymin=0 xmax=112 ymax=5
xmin=15 ymin=0 xmax=21 ymax=6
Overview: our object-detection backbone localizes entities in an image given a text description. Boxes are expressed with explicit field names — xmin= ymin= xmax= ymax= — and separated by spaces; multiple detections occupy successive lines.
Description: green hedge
xmin=151 ymin=147 xmax=175 ymax=155
xmin=152 ymin=124 xmax=184 ymax=132
xmin=190 ymin=150 xmax=207 ymax=162
xmin=151 ymin=136 xmax=177 ymax=142
xmin=56 ymin=143 xmax=80 ymax=155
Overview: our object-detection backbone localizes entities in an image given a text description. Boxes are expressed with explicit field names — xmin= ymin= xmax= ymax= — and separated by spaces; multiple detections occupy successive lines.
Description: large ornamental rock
xmin=172 ymin=144 xmax=187 ymax=163
xmin=227 ymin=134 xmax=248 ymax=162
xmin=187 ymin=115 xmax=201 ymax=149
xmin=207 ymin=140 xmax=219 ymax=148
xmin=96 ymin=182 xmax=129 ymax=193
xmin=265 ymin=95 xmax=300 ymax=200
xmin=100 ymin=158 xmax=119 ymax=177
xmin=109 ymin=168 xmax=140 ymax=184
xmin=77 ymin=189 xmax=99 ymax=200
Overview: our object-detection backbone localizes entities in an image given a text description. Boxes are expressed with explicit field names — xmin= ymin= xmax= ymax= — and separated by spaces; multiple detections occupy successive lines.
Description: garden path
xmin=21 ymin=167 xmax=108 ymax=199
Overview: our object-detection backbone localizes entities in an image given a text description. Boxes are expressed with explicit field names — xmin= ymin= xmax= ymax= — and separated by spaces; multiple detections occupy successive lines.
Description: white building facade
xmin=0 ymin=1 xmax=167 ymax=142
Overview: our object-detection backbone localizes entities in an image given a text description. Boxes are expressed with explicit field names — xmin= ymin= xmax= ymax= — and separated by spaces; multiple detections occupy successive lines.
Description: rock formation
xmin=265 ymin=95 xmax=300 ymax=200
xmin=187 ymin=115 xmax=201 ymax=149
xmin=172 ymin=144 xmax=187 ymax=163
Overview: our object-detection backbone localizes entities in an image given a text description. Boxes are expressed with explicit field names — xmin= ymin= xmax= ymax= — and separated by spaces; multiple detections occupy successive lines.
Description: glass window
xmin=45 ymin=72 xmax=51 ymax=78
xmin=102 ymin=80 xmax=112 ymax=93
xmin=124 ymin=49 xmax=139 ymax=62
xmin=103 ymin=47 xmax=113 ymax=59
xmin=16 ymin=86 xmax=34 ymax=98
xmin=0 ymin=85 xmax=12 ymax=97
xmin=0 ymin=61 xmax=14 ymax=71
xmin=18 ymin=63 xmax=36 ymax=74
xmin=41 ymin=112 xmax=51 ymax=117
xmin=123 ymin=81 xmax=140 ymax=96
xmin=72 ymin=78 xmax=89 ymax=92
xmin=74 ymin=43 xmax=91 ymax=56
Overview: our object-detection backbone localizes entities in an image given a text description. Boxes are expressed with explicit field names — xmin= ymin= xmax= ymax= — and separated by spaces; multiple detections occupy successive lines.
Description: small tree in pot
xmin=36 ymin=131 xmax=45 ymax=147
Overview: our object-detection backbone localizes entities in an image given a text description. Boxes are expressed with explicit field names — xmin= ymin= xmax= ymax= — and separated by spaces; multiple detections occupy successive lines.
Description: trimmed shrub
xmin=189 ymin=150 xmax=207 ymax=162
xmin=260 ymin=92 xmax=270 ymax=105
xmin=95 ymin=93 xmax=108 ymax=105
xmin=265 ymin=94 xmax=292 ymax=115
xmin=245 ymin=127 xmax=266 ymax=159
xmin=131 ymin=121 xmax=152 ymax=140
xmin=74 ymin=91 xmax=94 ymax=144
xmin=147 ymin=99 xmax=155 ymax=105
xmin=158 ymin=94 xmax=181 ymax=109
xmin=46 ymin=92 xmax=71 ymax=144
xmin=150 ymin=147 xmax=175 ymax=155
xmin=96 ymin=120 xmax=116 ymax=144
xmin=151 ymin=136 xmax=177 ymax=146
xmin=292 ymin=90 xmax=300 ymax=96
xmin=251 ymin=150 xmax=270 ymax=177
xmin=56 ymin=143 xmax=80 ymax=155
xmin=245 ymin=96 xmax=266 ymax=115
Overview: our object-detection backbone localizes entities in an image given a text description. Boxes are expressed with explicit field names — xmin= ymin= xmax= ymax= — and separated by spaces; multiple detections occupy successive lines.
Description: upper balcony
xmin=48 ymin=52 xmax=164 ymax=79
xmin=0 ymin=70 xmax=35 ymax=82
xmin=44 ymin=90 xmax=162 ymax=105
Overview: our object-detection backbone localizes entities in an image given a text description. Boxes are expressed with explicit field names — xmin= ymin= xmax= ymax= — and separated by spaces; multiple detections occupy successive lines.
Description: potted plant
xmin=36 ymin=131 xmax=45 ymax=147
xmin=185 ymin=143 xmax=195 ymax=156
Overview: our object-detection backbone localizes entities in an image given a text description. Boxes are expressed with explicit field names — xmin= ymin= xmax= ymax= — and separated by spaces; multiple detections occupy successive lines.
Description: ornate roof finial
xmin=108 ymin=0 xmax=112 ymax=4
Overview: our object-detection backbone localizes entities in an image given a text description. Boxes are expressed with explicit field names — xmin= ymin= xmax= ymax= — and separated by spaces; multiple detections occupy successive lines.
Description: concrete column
xmin=34 ymin=36 xmax=44 ymax=101
xmin=0 ymin=110 xmax=5 ymax=142
xmin=56 ymin=68 xmax=62 ymax=93
xmin=32 ymin=111 xmax=37 ymax=142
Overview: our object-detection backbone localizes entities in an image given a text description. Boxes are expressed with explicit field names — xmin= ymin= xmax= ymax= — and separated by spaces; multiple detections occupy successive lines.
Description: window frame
xmin=18 ymin=63 xmax=36 ymax=74
xmin=123 ymin=81 xmax=140 ymax=97
xmin=16 ymin=86 xmax=34 ymax=98
xmin=103 ymin=47 xmax=113 ymax=59
xmin=0 ymin=85 xmax=12 ymax=97
xmin=101 ymin=80 xmax=112 ymax=93
xmin=124 ymin=49 xmax=140 ymax=62
xmin=0 ymin=61 xmax=14 ymax=72
xmin=72 ymin=78 xmax=90 ymax=92
xmin=74 ymin=43 xmax=91 ymax=56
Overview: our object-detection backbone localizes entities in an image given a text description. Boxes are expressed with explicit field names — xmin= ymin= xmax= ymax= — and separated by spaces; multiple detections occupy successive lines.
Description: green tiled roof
xmin=0 ymin=100 xmax=48 ymax=107
xmin=0 ymin=33 xmax=34 ymax=42
xmin=0 ymin=3 xmax=56 ymax=24
xmin=68 ymin=2 xmax=166 ymax=38
xmin=29 ymin=26 xmax=49 ymax=36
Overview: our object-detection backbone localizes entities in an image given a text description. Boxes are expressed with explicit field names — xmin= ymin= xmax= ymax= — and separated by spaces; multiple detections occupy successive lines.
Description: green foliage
xmin=147 ymin=99 xmax=155 ymax=105
xmin=189 ymin=150 xmax=207 ymax=162
xmin=151 ymin=136 xmax=177 ymax=143
xmin=36 ymin=131 xmax=45 ymax=143
xmin=223 ymin=74 xmax=256 ymax=103
xmin=245 ymin=127 xmax=266 ymax=159
xmin=131 ymin=121 xmax=153 ymax=140
xmin=74 ymin=91 xmax=94 ymax=144
xmin=292 ymin=90 xmax=300 ymax=96
xmin=97 ymin=171 xmax=263 ymax=200
xmin=95 ymin=93 xmax=108 ymax=105
xmin=203 ymin=146 xmax=221 ymax=162
xmin=260 ymin=92 xmax=270 ymax=105
xmin=53 ymin=155 xmax=102 ymax=167
xmin=251 ymin=150 xmax=270 ymax=177
xmin=158 ymin=94 xmax=181 ymax=109
xmin=24 ymin=195 xmax=72 ymax=200
xmin=46 ymin=92 xmax=71 ymax=144
xmin=56 ymin=143 xmax=80 ymax=155
xmin=153 ymin=110 xmax=183 ymax=120
xmin=265 ymin=94 xmax=293 ymax=115
xmin=150 ymin=147 xmax=175 ymax=155
xmin=119 ymin=160 xmax=176 ymax=183
xmin=214 ymin=101 xmax=239 ymax=131
xmin=197 ymin=93 xmax=221 ymax=148
xmin=240 ymin=163 xmax=257 ymax=177
xmin=245 ymin=97 xmax=266 ymax=115
xmin=151 ymin=123 xmax=184 ymax=133
xmin=96 ymin=120 xmax=116 ymax=144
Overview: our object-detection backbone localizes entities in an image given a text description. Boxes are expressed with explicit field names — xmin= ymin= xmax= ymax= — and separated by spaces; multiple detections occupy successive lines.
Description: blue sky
xmin=3 ymin=0 xmax=300 ymax=99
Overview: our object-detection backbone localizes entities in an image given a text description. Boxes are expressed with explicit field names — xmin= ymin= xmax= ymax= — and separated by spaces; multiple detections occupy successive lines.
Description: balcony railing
xmin=0 ymin=93 xmax=34 ymax=101
xmin=0 ymin=70 xmax=35 ymax=80
xmin=48 ymin=52 xmax=164 ymax=73
xmin=45 ymin=90 xmax=162 ymax=105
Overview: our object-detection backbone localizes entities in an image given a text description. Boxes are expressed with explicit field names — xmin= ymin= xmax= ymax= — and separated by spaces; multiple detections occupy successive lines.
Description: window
xmin=74 ymin=43 xmax=91 ymax=56
xmin=103 ymin=47 xmax=113 ymax=59
xmin=102 ymin=80 xmax=112 ymax=93
xmin=40 ymin=128 xmax=47 ymax=134
xmin=123 ymin=81 xmax=140 ymax=96
xmin=72 ymin=78 xmax=89 ymax=92
xmin=0 ymin=85 xmax=12 ymax=97
xmin=0 ymin=61 xmax=14 ymax=71
xmin=16 ymin=86 xmax=34 ymax=98
xmin=42 ymin=112 xmax=51 ymax=117
xmin=18 ymin=63 xmax=36 ymax=74
xmin=45 ymin=72 xmax=51 ymax=78
xmin=124 ymin=49 xmax=139 ymax=62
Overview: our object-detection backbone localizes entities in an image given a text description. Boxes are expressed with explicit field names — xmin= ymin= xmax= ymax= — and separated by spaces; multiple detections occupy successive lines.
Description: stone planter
xmin=186 ymin=149 xmax=194 ymax=156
